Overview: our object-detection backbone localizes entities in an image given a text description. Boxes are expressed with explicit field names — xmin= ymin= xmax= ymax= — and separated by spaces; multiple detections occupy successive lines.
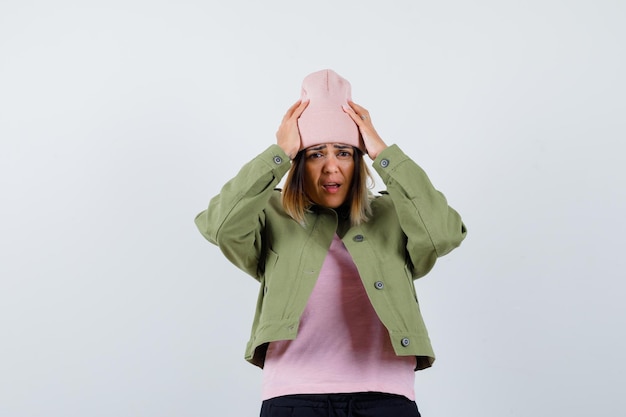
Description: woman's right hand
xmin=276 ymin=99 xmax=309 ymax=160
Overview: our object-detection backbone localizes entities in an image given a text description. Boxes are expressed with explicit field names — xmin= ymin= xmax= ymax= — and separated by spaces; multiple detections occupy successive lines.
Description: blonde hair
xmin=282 ymin=148 xmax=373 ymax=226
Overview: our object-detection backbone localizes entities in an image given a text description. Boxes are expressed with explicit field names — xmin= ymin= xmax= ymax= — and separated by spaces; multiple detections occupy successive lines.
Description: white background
xmin=1 ymin=1 xmax=624 ymax=416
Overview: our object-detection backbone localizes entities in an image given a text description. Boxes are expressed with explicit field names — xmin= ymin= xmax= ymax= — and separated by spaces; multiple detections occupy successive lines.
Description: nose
xmin=322 ymin=153 xmax=339 ymax=173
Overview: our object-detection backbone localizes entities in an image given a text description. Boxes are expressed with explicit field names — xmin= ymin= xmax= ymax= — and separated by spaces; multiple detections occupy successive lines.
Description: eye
xmin=307 ymin=152 xmax=324 ymax=159
xmin=338 ymin=150 xmax=353 ymax=158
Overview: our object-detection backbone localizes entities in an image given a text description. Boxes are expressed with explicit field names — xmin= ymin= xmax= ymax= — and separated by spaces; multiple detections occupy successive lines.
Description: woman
xmin=195 ymin=69 xmax=466 ymax=416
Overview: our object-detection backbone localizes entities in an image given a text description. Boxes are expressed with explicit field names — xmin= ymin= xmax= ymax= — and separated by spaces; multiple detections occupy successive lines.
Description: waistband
xmin=264 ymin=391 xmax=411 ymax=407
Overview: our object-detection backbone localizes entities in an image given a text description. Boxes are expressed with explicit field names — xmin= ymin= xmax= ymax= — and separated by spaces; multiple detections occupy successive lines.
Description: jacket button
xmin=401 ymin=337 xmax=410 ymax=347
xmin=353 ymin=234 xmax=364 ymax=242
xmin=380 ymin=158 xmax=390 ymax=168
xmin=374 ymin=281 xmax=384 ymax=290
xmin=273 ymin=156 xmax=283 ymax=165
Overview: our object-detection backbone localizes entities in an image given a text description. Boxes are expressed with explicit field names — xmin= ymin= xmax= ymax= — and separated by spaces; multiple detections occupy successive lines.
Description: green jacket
xmin=195 ymin=144 xmax=466 ymax=370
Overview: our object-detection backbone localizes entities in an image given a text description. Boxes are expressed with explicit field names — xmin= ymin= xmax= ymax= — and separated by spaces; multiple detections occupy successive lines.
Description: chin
xmin=325 ymin=200 xmax=346 ymax=209
xmin=312 ymin=194 xmax=348 ymax=209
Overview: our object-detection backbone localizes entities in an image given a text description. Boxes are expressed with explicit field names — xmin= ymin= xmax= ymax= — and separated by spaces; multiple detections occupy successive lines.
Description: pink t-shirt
xmin=261 ymin=234 xmax=416 ymax=400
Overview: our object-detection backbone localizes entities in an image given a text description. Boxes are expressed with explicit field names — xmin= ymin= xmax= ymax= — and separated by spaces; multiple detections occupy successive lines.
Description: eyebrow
xmin=306 ymin=144 xmax=353 ymax=152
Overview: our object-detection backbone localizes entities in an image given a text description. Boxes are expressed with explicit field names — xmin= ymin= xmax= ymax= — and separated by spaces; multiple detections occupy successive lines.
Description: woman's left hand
xmin=343 ymin=101 xmax=388 ymax=160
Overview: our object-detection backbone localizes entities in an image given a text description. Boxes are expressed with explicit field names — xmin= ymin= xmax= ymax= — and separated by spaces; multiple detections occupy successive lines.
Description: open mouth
xmin=322 ymin=183 xmax=341 ymax=193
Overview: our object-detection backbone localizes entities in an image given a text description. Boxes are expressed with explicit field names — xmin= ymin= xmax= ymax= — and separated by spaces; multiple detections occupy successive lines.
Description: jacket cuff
xmin=372 ymin=144 xmax=410 ymax=181
xmin=258 ymin=144 xmax=292 ymax=178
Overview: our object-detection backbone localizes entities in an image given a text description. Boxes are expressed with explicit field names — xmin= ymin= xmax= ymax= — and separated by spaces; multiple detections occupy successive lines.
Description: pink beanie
xmin=297 ymin=69 xmax=364 ymax=151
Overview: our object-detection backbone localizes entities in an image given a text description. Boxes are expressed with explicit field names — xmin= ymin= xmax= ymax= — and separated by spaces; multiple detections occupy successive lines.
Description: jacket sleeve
xmin=373 ymin=144 xmax=467 ymax=278
xmin=194 ymin=145 xmax=291 ymax=279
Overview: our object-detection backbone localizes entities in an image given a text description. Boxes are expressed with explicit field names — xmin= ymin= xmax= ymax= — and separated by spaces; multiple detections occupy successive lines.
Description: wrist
xmin=277 ymin=143 xmax=298 ymax=160
xmin=369 ymin=144 xmax=388 ymax=160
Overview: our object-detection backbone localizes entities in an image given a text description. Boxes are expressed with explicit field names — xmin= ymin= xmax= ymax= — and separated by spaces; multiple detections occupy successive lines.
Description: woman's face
xmin=303 ymin=143 xmax=355 ymax=209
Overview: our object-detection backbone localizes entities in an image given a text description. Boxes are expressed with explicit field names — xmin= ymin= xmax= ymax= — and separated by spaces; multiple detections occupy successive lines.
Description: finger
xmin=347 ymin=101 xmax=367 ymax=112
xmin=282 ymin=100 xmax=303 ymax=122
xmin=348 ymin=101 xmax=370 ymax=121
xmin=342 ymin=102 xmax=367 ymax=125
xmin=291 ymin=99 xmax=309 ymax=119
xmin=348 ymin=100 xmax=362 ymax=109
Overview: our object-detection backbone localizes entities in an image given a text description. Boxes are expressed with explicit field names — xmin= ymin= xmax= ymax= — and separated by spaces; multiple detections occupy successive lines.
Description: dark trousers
xmin=259 ymin=392 xmax=421 ymax=417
